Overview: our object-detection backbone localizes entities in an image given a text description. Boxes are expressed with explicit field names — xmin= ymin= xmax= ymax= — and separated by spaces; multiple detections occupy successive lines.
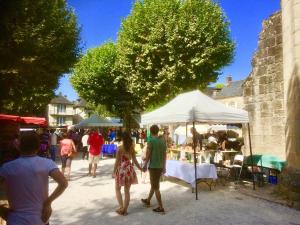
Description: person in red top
xmin=88 ymin=129 xmax=104 ymax=178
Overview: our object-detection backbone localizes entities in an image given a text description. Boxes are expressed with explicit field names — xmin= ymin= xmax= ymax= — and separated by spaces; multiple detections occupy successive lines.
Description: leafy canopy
xmin=70 ymin=42 xmax=137 ymax=121
xmin=0 ymin=0 xmax=81 ymax=115
xmin=117 ymin=0 xmax=235 ymax=109
xmin=71 ymin=0 xmax=234 ymax=127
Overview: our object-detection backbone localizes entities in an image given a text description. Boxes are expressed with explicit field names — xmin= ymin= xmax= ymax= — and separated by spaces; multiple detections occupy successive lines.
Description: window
xmin=57 ymin=104 xmax=66 ymax=113
xmin=56 ymin=117 xmax=66 ymax=125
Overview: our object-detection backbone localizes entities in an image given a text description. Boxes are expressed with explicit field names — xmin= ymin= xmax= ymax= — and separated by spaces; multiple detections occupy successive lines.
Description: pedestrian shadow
xmin=50 ymin=184 xmax=194 ymax=225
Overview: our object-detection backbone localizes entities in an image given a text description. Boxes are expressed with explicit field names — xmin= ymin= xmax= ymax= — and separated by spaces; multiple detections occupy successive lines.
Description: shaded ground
xmin=49 ymin=158 xmax=300 ymax=225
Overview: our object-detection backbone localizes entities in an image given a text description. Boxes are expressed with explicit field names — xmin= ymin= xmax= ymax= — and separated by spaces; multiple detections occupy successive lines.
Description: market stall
xmin=74 ymin=114 xmax=123 ymax=156
xmin=74 ymin=114 xmax=122 ymax=128
xmin=141 ymin=90 xmax=251 ymax=199
xmin=0 ymin=114 xmax=47 ymax=164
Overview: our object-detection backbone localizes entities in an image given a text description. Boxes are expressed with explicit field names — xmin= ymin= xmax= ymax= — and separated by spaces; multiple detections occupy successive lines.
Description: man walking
xmin=81 ymin=130 xmax=89 ymax=160
xmin=0 ymin=132 xmax=68 ymax=225
xmin=141 ymin=125 xmax=167 ymax=214
xmin=88 ymin=129 xmax=104 ymax=178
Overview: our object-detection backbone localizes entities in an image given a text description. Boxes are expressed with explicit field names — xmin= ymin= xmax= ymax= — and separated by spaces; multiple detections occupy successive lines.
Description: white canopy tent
xmin=75 ymin=114 xmax=123 ymax=128
xmin=141 ymin=90 xmax=249 ymax=125
xmin=141 ymin=90 xmax=255 ymax=199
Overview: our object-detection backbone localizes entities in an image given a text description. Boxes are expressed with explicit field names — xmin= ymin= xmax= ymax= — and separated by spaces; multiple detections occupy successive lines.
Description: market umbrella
xmin=244 ymin=154 xmax=286 ymax=171
xmin=75 ymin=114 xmax=122 ymax=128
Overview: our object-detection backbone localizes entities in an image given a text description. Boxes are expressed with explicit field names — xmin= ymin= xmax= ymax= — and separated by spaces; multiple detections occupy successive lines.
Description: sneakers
xmin=141 ymin=198 xmax=150 ymax=207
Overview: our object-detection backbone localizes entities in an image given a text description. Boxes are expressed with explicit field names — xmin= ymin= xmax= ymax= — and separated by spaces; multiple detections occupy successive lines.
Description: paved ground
xmin=49 ymin=158 xmax=300 ymax=225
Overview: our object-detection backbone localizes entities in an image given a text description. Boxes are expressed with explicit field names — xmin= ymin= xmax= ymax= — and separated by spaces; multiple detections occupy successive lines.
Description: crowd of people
xmin=0 ymin=124 xmax=169 ymax=224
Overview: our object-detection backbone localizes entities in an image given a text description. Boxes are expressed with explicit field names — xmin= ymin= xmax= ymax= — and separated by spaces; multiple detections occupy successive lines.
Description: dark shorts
xmin=82 ymin=146 xmax=88 ymax=152
xmin=149 ymin=168 xmax=163 ymax=190
xmin=61 ymin=155 xmax=72 ymax=168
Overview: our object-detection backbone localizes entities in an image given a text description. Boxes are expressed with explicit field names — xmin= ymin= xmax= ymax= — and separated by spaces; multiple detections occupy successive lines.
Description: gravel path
xmin=49 ymin=158 xmax=300 ymax=225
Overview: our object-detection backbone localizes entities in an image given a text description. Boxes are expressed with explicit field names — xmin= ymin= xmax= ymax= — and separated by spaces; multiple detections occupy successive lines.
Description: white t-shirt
xmin=81 ymin=134 xmax=89 ymax=147
xmin=0 ymin=156 xmax=58 ymax=225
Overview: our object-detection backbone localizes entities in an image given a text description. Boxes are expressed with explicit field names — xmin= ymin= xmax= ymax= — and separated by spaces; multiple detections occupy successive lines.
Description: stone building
xmin=243 ymin=11 xmax=285 ymax=159
xmin=243 ymin=0 xmax=300 ymax=169
xmin=242 ymin=0 xmax=300 ymax=206
xmin=215 ymin=77 xmax=245 ymax=109
xmin=281 ymin=0 xmax=300 ymax=171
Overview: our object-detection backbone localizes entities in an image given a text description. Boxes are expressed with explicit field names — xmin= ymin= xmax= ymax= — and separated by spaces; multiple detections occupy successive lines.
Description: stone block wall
xmin=282 ymin=0 xmax=300 ymax=170
xmin=243 ymin=12 xmax=286 ymax=159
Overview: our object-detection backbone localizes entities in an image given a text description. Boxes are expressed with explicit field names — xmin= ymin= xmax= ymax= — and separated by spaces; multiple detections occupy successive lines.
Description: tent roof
xmin=0 ymin=114 xmax=22 ymax=122
xmin=0 ymin=114 xmax=47 ymax=127
xmin=141 ymin=90 xmax=249 ymax=125
xmin=75 ymin=114 xmax=122 ymax=127
xmin=21 ymin=117 xmax=47 ymax=127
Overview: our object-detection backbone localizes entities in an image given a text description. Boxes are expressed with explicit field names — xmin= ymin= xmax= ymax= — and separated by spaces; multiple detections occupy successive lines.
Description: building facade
xmin=47 ymin=94 xmax=90 ymax=127
xmin=215 ymin=78 xmax=245 ymax=110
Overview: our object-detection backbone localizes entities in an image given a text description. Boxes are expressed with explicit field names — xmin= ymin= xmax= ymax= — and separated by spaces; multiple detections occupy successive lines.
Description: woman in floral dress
xmin=113 ymin=131 xmax=142 ymax=216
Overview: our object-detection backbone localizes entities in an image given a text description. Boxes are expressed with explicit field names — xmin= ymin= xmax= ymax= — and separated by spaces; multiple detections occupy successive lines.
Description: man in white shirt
xmin=81 ymin=130 xmax=89 ymax=160
xmin=0 ymin=131 xmax=68 ymax=225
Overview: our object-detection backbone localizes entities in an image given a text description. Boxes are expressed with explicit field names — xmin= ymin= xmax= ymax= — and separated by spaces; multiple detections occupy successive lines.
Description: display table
xmin=102 ymin=144 xmax=117 ymax=157
xmin=165 ymin=160 xmax=218 ymax=190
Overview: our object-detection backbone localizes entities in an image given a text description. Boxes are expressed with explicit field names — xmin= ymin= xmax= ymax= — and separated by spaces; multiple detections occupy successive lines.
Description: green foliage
xmin=215 ymin=83 xmax=225 ymax=89
xmin=92 ymin=103 xmax=116 ymax=118
xmin=70 ymin=42 xmax=137 ymax=127
xmin=0 ymin=0 xmax=81 ymax=115
xmin=117 ymin=0 xmax=235 ymax=109
xmin=71 ymin=0 xmax=234 ymax=127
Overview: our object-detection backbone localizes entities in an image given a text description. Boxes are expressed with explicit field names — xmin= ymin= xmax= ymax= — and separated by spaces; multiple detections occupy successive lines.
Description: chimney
xmin=225 ymin=76 xmax=232 ymax=86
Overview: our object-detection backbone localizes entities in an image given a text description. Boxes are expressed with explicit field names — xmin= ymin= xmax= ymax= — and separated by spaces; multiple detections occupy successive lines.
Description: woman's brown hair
xmin=122 ymin=131 xmax=133 ymax=153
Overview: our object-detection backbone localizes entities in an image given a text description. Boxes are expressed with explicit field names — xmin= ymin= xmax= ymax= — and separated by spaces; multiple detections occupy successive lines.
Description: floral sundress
xmin=115 ymin=154 xmax=138 ymax=187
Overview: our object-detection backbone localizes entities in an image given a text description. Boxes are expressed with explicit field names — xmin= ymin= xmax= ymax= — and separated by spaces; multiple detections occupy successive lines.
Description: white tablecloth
xmin=165 ymin=160 xmax=218 ymax=188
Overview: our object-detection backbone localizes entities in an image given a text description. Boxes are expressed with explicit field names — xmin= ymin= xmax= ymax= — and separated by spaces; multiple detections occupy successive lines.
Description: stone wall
xmin=282 ymin=0 xmax=300 ymax=170
xmin=243 ymin=12 xmax=286 ymax=159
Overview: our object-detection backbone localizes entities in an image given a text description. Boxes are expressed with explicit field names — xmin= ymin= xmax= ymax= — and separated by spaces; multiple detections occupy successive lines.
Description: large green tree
xmin=71 ymin=0 xmax=234 ymax=128
xmin=0 ymin=0 xmax=81 ymax=115
xmin=117 ymin=0 xmax=235 ymax=109
xmin=70 ymin=42 xmax=139 ymax=128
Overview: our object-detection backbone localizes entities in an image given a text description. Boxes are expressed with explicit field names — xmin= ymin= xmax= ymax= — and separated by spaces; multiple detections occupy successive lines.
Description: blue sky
xmin=57 ymin=0 xmax=280 ymax=100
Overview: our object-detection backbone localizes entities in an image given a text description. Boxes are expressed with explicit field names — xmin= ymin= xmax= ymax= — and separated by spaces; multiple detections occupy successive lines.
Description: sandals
xmin=115 ymin=208 xmax=128 ymax=216
xmin=153 ymin=207 xmax=165 ymax=214
xmin=141 ymin=198 xmax=151 ymax=207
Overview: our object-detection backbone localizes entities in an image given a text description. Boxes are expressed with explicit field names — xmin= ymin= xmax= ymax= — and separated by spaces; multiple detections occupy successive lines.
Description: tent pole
xmin=186 ymin=123 xmax=188 ymax=138
xmin=193 ymin=121 xmax=198 ymax=200
xmin=247 ymin=123 xmax=255 ymax=190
